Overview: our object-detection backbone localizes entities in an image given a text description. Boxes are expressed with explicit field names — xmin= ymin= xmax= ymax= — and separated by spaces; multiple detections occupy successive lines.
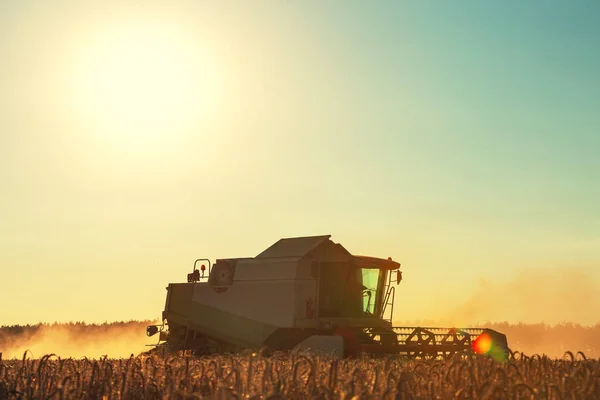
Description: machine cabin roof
xmin=353 ymin=255 xmax=400 ymax=270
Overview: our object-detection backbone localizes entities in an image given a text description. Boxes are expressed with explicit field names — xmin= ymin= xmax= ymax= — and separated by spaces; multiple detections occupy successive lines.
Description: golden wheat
xmin=1 ymin=349 xmax=599 ymax=399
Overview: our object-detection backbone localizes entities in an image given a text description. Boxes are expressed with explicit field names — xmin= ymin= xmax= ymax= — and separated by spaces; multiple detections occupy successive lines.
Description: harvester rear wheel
xmin=187 ymin=333 xmax=212 ymax=356
xmin=165 ymin=325 xmax=188 ymax=352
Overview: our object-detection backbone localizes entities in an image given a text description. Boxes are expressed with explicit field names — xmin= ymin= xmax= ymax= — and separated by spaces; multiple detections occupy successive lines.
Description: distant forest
xmin=1 ymin=320 xmax=598 ymax=359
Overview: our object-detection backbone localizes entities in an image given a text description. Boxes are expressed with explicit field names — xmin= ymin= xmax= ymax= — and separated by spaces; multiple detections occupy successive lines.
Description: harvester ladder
xmin=381 ymin=271 xmax=397 ymax=324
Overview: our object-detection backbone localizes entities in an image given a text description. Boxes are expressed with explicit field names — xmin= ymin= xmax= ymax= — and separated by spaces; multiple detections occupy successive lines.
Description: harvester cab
xmin=146 ymin=235 xmax=508 ymax=360
xmin=351 ymin=255 xmax=402 ymax=322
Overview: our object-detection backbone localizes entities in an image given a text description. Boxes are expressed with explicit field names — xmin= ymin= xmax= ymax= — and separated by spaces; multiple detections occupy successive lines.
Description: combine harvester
xmin=147 ymin=235 xmax=509 ymax=360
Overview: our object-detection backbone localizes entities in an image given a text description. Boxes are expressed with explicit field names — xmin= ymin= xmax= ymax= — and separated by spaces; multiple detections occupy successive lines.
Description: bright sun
xmin=70 ymin=19 xmax=219 ymax=149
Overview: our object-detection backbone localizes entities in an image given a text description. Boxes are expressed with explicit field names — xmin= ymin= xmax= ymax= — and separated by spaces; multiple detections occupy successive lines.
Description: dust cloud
xmin=397 ymin=265 xmax=600 ymax=358
xmin=0 ymin=321 xmax=159 ymax=360
xmin=440 ymin=265 xmax=600 ymax=327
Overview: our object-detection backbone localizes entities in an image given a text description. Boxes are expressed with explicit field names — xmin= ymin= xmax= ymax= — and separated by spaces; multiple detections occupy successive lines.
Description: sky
xmin=1 ymin=1 xmax=599 ymax=327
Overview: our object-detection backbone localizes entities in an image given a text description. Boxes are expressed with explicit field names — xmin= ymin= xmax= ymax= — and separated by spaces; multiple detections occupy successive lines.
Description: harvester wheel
xmin=188 ymin=335 xmax=212 ymax=356
xmin=333 ymin=326 xmax=360 ymax=357
xmin=166 ymin=325 xmax=188 ymax=352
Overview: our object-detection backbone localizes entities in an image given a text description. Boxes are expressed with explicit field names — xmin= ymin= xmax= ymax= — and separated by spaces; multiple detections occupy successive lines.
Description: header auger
xmin=146 ymin=235 xmax=509 ymax=360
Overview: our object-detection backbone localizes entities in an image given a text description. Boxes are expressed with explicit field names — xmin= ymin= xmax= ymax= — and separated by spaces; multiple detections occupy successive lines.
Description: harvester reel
xmin=439 ymin=328 xmax=472 ymax=357
xmin=369 ymin=327 xmax=398 ymax=347
xmin=405 ymin=327 xmax=438 ymax=358
xmin=440 ymin=328 xmax=471 ymax=346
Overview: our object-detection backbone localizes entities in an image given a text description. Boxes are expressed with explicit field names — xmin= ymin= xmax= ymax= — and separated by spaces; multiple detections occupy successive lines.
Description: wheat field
xmin=0 ymin=349 xmax=599 ymax=399
xmin=1 ymin=321 xmax=600 ymax=399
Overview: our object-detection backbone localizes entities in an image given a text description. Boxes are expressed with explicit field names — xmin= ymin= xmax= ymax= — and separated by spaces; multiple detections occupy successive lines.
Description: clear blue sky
xmin=1 ymin=1 xmax=599 ymax=326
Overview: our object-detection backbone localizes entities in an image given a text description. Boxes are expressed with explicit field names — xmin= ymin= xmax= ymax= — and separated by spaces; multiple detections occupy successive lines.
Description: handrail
xmin=381 ymin=287 xmax=391 ymax=319
xmin=193 ymin=258 xmax=212 ymax=275
xmin=380 ymin=269 xmax=396 ymax=323
xmin=187 ymin=258 xmax=212 ymax=283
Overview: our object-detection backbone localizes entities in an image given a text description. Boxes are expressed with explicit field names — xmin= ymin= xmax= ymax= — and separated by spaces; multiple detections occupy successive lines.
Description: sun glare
xmin=472 ymin=333 xmax=493 ymax=355
xmin=69 ymin=19 xmax=220 ymax=149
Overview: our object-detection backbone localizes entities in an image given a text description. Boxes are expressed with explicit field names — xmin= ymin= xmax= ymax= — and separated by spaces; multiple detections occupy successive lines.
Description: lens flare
xmin=472 ymin=332 xmax=493 ymax=355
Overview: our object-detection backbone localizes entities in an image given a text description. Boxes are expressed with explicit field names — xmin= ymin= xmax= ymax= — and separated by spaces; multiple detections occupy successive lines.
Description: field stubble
xmin=0 ymin=349 xmax=599 ymax=400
